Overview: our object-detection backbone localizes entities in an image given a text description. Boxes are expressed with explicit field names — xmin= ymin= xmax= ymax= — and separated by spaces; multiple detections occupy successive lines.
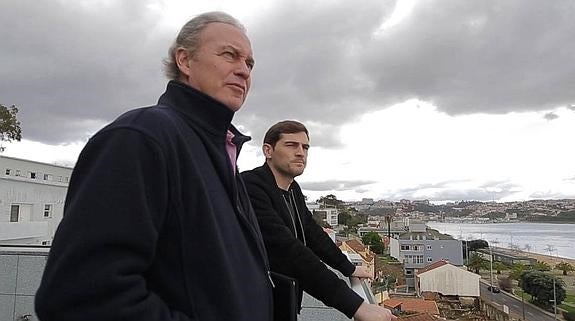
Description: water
xmin=426 ymin=222 xmax=575 ymax=260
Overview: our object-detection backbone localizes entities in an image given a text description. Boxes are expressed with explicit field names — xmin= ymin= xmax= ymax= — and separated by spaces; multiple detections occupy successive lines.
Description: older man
xmin=242 ymin=120 xmax=396 ymax=321
xmin=35 ymin=12 xmax=272 ymax=321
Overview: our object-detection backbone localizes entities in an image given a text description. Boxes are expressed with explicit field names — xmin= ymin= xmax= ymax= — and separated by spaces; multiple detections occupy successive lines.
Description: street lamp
xmin=489 ymin=245 xmax=494 ymax=290
xmin=521 ymin=291 xmax=525 ymax=320
xmin=553 ymin=277 xmax=557 ymax=321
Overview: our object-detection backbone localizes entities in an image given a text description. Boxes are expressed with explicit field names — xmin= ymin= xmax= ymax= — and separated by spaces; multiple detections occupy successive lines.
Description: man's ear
xmin=262 ymin=144 xmax=273 ymax=159
xmin=175 ymin=48 xmax=192 ymax=77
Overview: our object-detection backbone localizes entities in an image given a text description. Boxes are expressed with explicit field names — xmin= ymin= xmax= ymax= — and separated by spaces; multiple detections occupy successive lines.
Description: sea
xmin=426 ymin=222 xmax=575 ymax=260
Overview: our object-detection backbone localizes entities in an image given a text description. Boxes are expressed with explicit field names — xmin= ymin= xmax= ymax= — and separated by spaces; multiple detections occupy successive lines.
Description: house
xmin=389 ymin=228 xmax=463 ymax=289
xmin=382 ymin=298 xmax=440 ymax=315
xmin=1 ymin=155 xmax=72 ymax=245
xmin=416 ymin=261 xmax=480 ymax=297
xmin=339 ymin=239 xmax=375 ymax=278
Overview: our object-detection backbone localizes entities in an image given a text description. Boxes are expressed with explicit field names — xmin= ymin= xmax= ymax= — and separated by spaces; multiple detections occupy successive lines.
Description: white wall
xmin=418 ymin=265 xmax=480 ymax=297
xmin=0 ymin=156 xmax=71 ymax=244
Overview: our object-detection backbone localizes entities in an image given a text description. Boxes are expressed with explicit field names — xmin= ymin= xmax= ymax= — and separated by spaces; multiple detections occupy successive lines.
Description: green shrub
xmin=563 ymin=311 xmax=575 ymax=321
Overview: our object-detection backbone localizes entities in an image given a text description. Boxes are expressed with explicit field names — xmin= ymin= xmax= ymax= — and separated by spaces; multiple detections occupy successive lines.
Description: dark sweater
xmin=241 ymin=163 xmax=364 ymax=319
xmin=35 ymin=81 xmax=273 ymax=321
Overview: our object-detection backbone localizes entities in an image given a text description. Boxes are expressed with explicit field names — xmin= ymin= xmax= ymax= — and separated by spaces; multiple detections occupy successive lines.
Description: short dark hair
xmin=263 ymin=120 xmax=309 ymax=147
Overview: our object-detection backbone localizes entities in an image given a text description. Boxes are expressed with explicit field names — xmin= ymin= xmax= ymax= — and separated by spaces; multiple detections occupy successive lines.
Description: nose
xmin=234 ymin=60 xmax=251 ymax=80
xmin=295 ymin=145 xmax=305 ymax=156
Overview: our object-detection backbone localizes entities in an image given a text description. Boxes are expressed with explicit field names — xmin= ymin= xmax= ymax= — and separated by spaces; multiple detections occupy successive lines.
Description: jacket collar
xmin=261 ymin=162 xmax=296 ymax=192
xmin=157 ymin=80 xmax=249 ymax=144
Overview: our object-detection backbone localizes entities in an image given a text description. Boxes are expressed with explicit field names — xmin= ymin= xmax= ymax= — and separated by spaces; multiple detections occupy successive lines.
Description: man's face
xmin=177 ymin=22 xmax=254 ymax=111
xmin=264 ymin=132 xmax=310 ymax=180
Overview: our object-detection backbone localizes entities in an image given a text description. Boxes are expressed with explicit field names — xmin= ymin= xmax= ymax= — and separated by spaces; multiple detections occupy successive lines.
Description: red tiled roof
xmin=398 ymin=313 xmax=439 ymax=321
xmin=417 ymin=260 xmax=449 ymax=274
xmin=396 ymin=298 xmax=440 ymax=315
xmin=382 ymin=299 xmax=402 ymax=309
xmin=344 ymin=239 xmax=367 ymax=253
xmin=342 ymin=239 xmax=375 ymax=263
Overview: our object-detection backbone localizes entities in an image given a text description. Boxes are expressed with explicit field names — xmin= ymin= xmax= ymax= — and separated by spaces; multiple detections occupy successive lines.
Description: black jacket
xmin=241 ymin=163 xmax=364 ymax=319
xmin=35 ymin=81 xmax=273 ymax=321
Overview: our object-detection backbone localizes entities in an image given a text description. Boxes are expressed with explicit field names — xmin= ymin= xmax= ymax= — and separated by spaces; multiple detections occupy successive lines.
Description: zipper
xmin=282 ymin=193 xmax=299 ymax=239
xmin=290 ymin=190 xmax=307 ymax=246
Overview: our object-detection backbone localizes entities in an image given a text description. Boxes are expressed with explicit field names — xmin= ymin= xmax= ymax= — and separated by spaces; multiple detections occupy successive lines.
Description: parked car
xmin=487 ymin=285 xmax=501 ymax=293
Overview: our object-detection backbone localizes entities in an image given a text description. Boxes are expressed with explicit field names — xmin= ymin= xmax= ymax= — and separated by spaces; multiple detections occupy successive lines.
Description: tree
xmin=317 ymin=194 xmax=344 ymax=208
xmin=533 ymin=261 xmax=552 ymax=272
xmin=361 ymin=231 xmax=384 ymax=254
xmin=338 ymin=210 xmax=352 ymax=226
xmin=467 ymin=253 xmax=489 ymax=274
xmin=555 ymin=262 xmax=574 ymax=276
xmin=563 ymin=311 xmax=575 ymax=321
xmin=493 ymin=261 xmax=508 ymax=274
xmin=466 ymin=239 xmax=489 ymax=252
xmin=498 ymin=277 xmax=513 ymax=292
xmin=520 ymin=271 xmax=566 ymax=309
xmin=0 ymin=104 xmax=22 ymax=152
xmin=509 ymin=263 xmax=528 ymax=281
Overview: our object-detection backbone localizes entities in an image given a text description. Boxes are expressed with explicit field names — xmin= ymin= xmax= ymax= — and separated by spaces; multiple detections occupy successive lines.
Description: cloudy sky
xmin=2 ymin=0 xmax=574 ymax=203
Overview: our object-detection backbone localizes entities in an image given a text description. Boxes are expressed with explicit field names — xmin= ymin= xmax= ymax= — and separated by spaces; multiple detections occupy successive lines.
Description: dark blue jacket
xmin=36 ymin=81 xmax=273 ymax=321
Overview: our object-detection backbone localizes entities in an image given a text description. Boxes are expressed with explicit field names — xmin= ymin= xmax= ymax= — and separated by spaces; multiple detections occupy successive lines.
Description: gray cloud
xmin=300 ymin=180 xmax=377 ymax=191
xmin=544 ymin=112 xmax=559 ymax=121
xmin=387 ymin=187 xmax=517 ymax=203
xmin=369 ymin=180 xmax=521 ymax=202
xmin=529 ymin=190 xmax=575 ymax=200
xmin=2 ymin=0 xmax=574 ymax=149
xmin=1 ymin=0 xmax=170 ymax=143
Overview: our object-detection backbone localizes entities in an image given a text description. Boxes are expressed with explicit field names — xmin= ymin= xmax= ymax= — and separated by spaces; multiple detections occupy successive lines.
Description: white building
xmin=0 ymin=155 xmax=72 ymax=245
xmin=416 ymin=261 xmax=480 ymax=297
xmin=312 ymin=207 xmax=338 ymax=227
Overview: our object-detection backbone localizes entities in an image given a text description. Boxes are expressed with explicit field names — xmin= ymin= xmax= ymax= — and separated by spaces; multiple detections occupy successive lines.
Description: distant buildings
xmin=0 ymin=155 xmax=72 ymax=245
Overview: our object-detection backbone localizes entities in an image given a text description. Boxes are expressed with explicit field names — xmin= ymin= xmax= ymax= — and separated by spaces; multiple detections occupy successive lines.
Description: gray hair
xmin=163 ymin=11 xmax=247 ymax=80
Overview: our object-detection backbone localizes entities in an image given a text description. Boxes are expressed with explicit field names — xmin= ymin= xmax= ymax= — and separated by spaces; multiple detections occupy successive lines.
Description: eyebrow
xmin=284 ymin=141 xmax=310 ymax=148
xmin=222 ymin=45 xmax=255 ymax=67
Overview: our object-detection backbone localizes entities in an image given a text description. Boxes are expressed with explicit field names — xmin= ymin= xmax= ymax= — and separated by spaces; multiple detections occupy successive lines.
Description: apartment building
xmin=312 ymin=207 xmax=339 ymax=227
xmin=0 ymin=155 xmax=72 ymax=245
xmin=389 ymin=228 xmax=463 ymax=289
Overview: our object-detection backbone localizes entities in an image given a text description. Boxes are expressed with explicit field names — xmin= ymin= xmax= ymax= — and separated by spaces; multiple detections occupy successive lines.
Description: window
xmin=401 ymin=245 xmax=410 ymax=251
xmin=15 ymin=170 xmax=21 ymax=177
xmin=29 ymin=172 xmax=36 ymax=179
xmin=427 ymin=257 xmax=433 ymax=262
xmin=5 ymin=168 xmax=10 ymax=175
xmin=44 ymin=204 xmax=53 ymax=218
xmin=10 ymin=205 xmax=20 ymax=222
xmin=44 ymin=173 xmax=51 ymax=180
xmin=427 ymin=245 xmax=432 ymax=250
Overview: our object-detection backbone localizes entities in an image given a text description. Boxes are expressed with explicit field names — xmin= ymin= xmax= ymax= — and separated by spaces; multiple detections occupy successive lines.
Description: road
xmin=480 ymin=282 xmax=557 ymax=321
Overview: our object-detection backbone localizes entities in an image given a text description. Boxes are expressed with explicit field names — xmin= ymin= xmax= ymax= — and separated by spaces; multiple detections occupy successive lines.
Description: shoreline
xmin=494 ymin=246 xmax=575 ymax=266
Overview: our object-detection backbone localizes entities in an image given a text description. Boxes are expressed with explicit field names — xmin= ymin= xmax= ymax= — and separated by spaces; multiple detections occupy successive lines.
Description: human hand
xmin=353 ymin=302 xmax=397 ymax=321
xmin=351 ymin=266 xmax=372 ymax=279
